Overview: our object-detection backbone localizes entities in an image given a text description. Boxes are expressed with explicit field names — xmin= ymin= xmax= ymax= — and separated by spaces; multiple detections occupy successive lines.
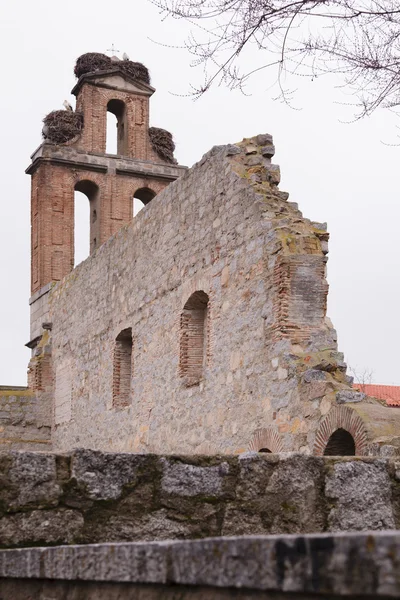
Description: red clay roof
xmin=353 ymin=384 xmax=400 ymax=407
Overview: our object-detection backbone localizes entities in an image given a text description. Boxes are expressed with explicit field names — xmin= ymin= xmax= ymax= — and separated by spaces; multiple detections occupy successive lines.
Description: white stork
xmin=63 ymin=100 xmax=73 ymax=111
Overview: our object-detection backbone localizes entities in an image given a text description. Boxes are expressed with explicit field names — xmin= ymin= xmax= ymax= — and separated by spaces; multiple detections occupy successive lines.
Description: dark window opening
xmin=74 ymin=180 xmax=100 ymax=265
xmin=107 ymin=99 xmax=127 ymax=155
xmin=133 ymin=187 xmax=156 ymax=217
xmin=258 ymin=448 xmax=272 ymax=453
xmin=323 ymin=428 xmax=356 ymax=456
xmin=179 ymin=291 xmax=209 ymax=386
xmin=112 ymin=328 xmax=133 ymax=408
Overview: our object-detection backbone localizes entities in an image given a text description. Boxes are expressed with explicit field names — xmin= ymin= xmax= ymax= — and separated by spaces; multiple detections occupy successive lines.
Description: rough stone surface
xmin=38 ymin=133 xmax=394 ymax=457
xmin=71 ymin=448 xmax=146 ymax=500
xmin=1 ymin=532 xmax=400 ymax=598
xmin=1 ymin=450 xmax=400 ymax=548
xmin=325 ymin=460 xmax=395 ymax=531
xmin=0 ymin=389 xmax=50 ymax=451
xmin=161 ymin=458 xmax=230 ymax=497
xmin=336 ymin=390 xmax=366 ymax=404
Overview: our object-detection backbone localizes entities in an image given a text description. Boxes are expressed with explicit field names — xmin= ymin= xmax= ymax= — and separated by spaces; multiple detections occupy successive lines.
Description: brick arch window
xmin=249 ymin=427 xmax=284 ymax=453
xmin=314 ymin=406 xmax=368 ymax=456
xmin=133 ymin=187 xmax=156 ymax=217
xmin=112 ymin=328 xmax=133 ymax=408
xmin=323 ymin=428 xmax=356 ymax=456
xmin=179 ymin=291 xmax=209 ymax=386
xmin=107 ymin=99 xmax=127 ymax=155
xmin=74 ymin=180 xmax=100 ymax=266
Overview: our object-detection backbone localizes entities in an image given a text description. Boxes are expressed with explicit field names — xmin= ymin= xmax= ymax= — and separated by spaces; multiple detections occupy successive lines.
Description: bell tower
xmin=26 ymin=53 xmax=186 ymax=349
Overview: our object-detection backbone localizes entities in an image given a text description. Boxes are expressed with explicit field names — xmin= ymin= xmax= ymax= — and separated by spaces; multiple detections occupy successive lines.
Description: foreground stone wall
xmin=45 ymin=133 xmax=396 ymax=456
xmin=0 ymin=388 xmax=51 ymax=451
xmin=1 ymin=450 xmax=399 ymax=549
xmin=2 ymin=532 xmax=400 ymax=598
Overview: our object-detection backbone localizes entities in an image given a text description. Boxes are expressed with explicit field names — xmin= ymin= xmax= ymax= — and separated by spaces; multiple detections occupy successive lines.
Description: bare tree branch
xmin=150 ymin=0 xmax=400 ymax=115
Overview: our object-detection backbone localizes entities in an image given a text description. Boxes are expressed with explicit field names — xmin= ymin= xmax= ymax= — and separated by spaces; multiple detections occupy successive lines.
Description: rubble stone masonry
xmin=0 ymin=450 xmax=399 ymax=549
xmin=46 ymin=134 xmax=399 ymax=455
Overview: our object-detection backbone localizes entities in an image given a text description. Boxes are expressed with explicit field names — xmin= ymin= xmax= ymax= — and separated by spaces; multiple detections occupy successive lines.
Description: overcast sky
xmin=0 ymin=0 xmax=399 ymax=386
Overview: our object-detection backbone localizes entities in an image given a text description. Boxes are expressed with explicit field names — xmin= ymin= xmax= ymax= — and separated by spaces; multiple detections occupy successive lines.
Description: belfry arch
xmin=133 ymin=187 xmax=156 ymax=216
xmin=74 ymin=180 xmax=100 ymax=263
xmin=106 ymin=99 xmax=127 ymax=155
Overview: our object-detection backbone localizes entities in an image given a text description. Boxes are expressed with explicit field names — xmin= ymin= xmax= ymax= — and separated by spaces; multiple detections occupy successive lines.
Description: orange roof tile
xmin=353 ymin=384 xmax=400 ymax=407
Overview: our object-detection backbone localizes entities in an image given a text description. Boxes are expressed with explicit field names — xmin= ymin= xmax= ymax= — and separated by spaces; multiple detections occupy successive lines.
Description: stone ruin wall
xmin=43 ymin=133 xmax=396 ymax=456
xmin=0 ymin=388 xmax=50 ymax=452
xmin=0 ymin=449 xmax=399 ymax=549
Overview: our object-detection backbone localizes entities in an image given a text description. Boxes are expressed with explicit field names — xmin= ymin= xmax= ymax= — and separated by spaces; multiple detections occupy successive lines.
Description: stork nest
xmin=74 ymin=53 xmax=112 ymax=78
xmin=74 ymin=52 xmax=151 ymax=84
xmin=149 ymin=127 xmax=177 ymax=164
xmin=120 ymin=61 xmax=150 ymax=85
xmin=42 ymin=110 xmax=83 ymax=144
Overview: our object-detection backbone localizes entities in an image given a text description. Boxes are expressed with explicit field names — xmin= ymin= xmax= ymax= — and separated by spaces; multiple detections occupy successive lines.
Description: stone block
xmin=1 ymin=452 xmax=61 ymax=510
xmin=261 ymin=455 xmax=326 ymax=533
xmin=261 ymin=144 xmax=275 ymax=158
xmin=161 ymin=458 xmax=231 ymax=497
xmin=256 ymin=133 xmax=273 ymax=146
xmin=303 ymin=369 xmax=327 ymax=383
xmin=325 ymin=460 xmax=395 ymax=531
xmin=71 ymin=449 xmax=147 ymax=500
xmin=0 ymin=509 xmax=83 ymax=547
xmin=336 ymin=390 xmax=366 ymax=404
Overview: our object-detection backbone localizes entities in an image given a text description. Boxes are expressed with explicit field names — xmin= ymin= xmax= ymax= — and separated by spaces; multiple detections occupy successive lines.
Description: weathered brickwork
xmin=73 ymin=76 xmax=162 ymax=162
xmin=29 ymin=162 xmax=170 ymax=294
xmin=42 ymin=134 xmax=400 ymax=455
xmin=0 ymin=450 xmax=399 ymax=549
xmin=27 ymin=69 xmax=186 ymax=297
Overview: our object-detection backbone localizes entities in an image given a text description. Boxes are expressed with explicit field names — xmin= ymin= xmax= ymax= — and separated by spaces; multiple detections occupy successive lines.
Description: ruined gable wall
xmin=48 ymin=135 xmax=354 ymax=454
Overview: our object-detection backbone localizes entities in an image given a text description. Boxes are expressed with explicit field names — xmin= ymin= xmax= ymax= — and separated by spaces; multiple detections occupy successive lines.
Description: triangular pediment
xmin=71 ymin=69 xmax=155 ymax=97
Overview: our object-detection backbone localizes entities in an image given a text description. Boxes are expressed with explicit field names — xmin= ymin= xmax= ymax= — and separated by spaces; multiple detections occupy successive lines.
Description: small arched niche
xmin=323 ymin=428 xmax=356 ymax=456
xmin=113 ymin=327 xmax=133 ymax=408
xmin=74 ymin=180 xmax=100 ymax=266
xmin=133 ymin=187 xmax=156 ymax=217
xmin=179 ymin=291 xmax=209 ymax=386
xmin=107 ymin=99 xmax=127 ymax=155
xmin=258 ymin=448 xmax=272 ymax=453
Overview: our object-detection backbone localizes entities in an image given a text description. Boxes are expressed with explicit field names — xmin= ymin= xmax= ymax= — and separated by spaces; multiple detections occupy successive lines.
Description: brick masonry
xmin=27 ymin=69 xmax=186 ymax=297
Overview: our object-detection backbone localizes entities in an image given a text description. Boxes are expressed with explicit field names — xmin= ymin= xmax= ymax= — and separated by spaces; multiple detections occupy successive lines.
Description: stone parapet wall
xmin=0 ymin=450 xmax=399 ymax=549
xmin=0 ymin=389 xmax=51 ymax=452
xmin=1 ymin=532 xmax=400 ymax=598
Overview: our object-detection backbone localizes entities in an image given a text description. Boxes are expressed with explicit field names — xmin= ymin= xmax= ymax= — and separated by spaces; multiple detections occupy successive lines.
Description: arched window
xmin=133 ymin=187 xmax=156 ymax=217
xmin=258 ymin=448 xmax=272 ymax=453
xmin=323 ymin=428 xmax=356 ymax=456
xmin=179 ymin=291 xmax=209 ymax=386
xmin=106 ymin=99 xmax=126 ymax=155
xmin=74 ymin=180 xmax=100 ymax=266
xmin=113 ymin=328 xmax=133 ymax=408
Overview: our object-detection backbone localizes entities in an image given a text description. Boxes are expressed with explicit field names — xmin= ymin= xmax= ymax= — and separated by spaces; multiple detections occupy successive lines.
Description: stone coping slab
xmin=1 ymin=532 xmax=400 ymax=597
